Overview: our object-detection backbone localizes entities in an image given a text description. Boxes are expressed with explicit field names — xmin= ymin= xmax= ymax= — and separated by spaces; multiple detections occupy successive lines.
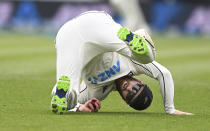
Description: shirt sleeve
xmin=131 ymin=60 xmax=175 ymax=114
xmin=67 ymin=103 xmax=82 ymax=112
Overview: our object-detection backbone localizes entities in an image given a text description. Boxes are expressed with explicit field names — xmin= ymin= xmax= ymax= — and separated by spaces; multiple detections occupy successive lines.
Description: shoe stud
xmin=52 ymin=109 xmax=58 ymax=113
xmin=52 ymin=104 xmax=57 ymax=108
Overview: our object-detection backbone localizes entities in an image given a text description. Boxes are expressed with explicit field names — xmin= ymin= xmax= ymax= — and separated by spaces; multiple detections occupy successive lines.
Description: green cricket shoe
xmin=51 ymin=76 xmax=70 ymax=115
xmin=117 ymin=27 xmax=149 ymax=55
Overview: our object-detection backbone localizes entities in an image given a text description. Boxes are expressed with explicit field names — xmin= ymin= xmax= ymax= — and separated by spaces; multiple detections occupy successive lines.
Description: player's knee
xmin=142 ymin=55 xmax=154 ymax=64
xmin=141 ymin=46 xmax=155 ymax=64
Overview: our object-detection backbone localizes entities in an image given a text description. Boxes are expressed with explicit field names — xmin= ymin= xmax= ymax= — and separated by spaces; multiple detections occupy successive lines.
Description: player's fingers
xmin=93 ymin=102 xmax=100 ymax=112
xmin=173 ymin=110 xmax=193 ymax=115
xmin=184 ymin=112 xmax=193 ymax=115
xmin=95 ymin=100 xmax=101 ymax=109
xmin=88 ymin=98 xmax=101 ymax=112
xmin=92 ymin=98 xmax=101 ymax=109
xmin=88 ymin=102 xmax=95 ymax=112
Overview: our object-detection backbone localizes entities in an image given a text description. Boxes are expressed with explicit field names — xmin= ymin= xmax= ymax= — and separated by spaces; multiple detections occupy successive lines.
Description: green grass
xmin=0 ymin=33 xmax=209 ymax=131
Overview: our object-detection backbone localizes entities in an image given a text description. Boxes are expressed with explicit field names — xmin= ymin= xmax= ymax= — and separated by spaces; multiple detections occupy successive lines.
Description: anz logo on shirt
xmin=88 ymin=60 xmax=120 ymax=84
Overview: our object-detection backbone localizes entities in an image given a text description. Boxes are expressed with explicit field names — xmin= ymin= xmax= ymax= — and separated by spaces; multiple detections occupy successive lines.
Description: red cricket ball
xmin=90 ymin=99 xmax=97 ymax=109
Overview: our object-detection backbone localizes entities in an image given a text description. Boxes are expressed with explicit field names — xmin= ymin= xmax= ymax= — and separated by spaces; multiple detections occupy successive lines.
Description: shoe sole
xmin=51 ymin=76 xmax=70 ymax=114
xmin=117 ymin=27 xmax=149 ymax=55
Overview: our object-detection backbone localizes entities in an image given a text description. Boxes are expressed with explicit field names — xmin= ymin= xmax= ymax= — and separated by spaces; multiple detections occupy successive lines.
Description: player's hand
xmin=172 ymin=109 xmax=193 ymax=115
xmin=77 ymin=98 xmax=101 ymax=112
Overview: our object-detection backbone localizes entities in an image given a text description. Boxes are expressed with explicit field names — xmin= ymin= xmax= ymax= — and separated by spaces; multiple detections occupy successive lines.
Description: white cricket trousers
xmin=52 ymin=11 xmax=154 ymax=108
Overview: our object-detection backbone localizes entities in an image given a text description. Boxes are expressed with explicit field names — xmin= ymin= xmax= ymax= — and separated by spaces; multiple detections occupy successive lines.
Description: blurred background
xmin=1 ymin=0 xmax=210 ymax=36
xmin=1 ymin=1 xmax=210 ymax=130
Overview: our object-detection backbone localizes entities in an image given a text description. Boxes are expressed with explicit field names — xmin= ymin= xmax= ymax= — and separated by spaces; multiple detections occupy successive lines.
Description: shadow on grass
xmin=63 ymin=112 xmax=207 ymax=119
xmin=41 ymin=109 xmax=164 ymax=117
xmin=65 ymin=111 xmax=165 ymax=117
xmin=41 ymin=109 xmax=207 ymax=119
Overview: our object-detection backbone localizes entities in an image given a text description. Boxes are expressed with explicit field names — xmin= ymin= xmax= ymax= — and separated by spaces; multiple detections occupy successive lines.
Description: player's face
xmin=116 ymin=76 xmax=144 ymax=103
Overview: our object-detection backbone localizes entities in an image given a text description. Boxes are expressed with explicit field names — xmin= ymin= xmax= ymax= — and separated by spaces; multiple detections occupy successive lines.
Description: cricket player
xmin=51 ymin=11 xmax=192 ymax=115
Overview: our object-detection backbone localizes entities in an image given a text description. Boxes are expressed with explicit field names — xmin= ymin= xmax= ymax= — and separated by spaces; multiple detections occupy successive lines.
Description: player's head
xmin=115 ymin=75 xmax=153 ymax=110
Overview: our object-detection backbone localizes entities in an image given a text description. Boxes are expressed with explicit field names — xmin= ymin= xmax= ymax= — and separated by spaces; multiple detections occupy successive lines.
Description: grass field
xmin=0 ymin=33 xmax=209 ymax=131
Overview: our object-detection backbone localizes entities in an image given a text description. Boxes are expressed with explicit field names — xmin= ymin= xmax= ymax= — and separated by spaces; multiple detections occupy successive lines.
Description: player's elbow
xmin=161 ymin=68 xmax=172 ymax=78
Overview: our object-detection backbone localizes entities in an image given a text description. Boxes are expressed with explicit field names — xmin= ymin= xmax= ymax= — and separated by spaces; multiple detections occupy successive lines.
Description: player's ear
xmin=115 ymin=83 xmax=127 ymax=102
